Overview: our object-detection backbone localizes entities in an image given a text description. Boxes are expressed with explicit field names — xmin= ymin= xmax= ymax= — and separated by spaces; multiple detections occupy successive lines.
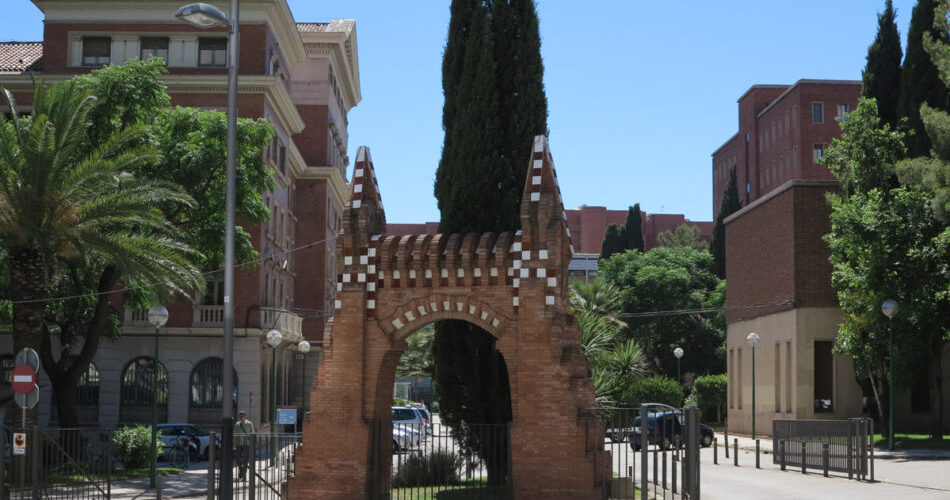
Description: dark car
xmin=628 ymin=411 xmax=714 ymax=450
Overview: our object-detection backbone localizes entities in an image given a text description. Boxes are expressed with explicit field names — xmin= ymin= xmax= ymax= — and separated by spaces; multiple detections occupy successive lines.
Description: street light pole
xmin=747 ymin=332 xmax=760 ymax=442
xmin=674 ymin=347 xmax=684 ymax=385
xmin=882 ymin=299 xmax=898 ymax=450
xmin=147 ymin=305 xmax=168 ymax=490
xmin=175 ymin=2 xmax=239 ymax=494
xmin=297 ymin=341 xmax=311 ymax=415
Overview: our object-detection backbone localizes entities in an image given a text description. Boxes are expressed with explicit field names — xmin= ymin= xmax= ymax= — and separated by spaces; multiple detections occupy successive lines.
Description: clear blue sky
xmin=4 ymin=0 xmax=917 ymax=223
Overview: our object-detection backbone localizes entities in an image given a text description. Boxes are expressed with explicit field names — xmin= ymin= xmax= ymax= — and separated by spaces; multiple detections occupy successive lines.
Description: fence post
xmin=822 ymin=443 xmax=829 ymax=477
xmin=640 ymin=405 xmax=648 ymax=500
xmin=31 ymin=427 xmax=40 ymax=500
xmin=733 ymin=438 xmax=738 ymax=466
xmin=207 ymin=432 xmax=216 ymax=500
xmin=847 ymin=429 xmax=854 ymax=481
xmin=653 ymin=448 xmax=658 ymax=486
xmin=688 ymin=406 xmax=701 ymax=500
xmin=249 ymin=433 xmax=257 ymax=500
xmin=755 ymin=439 xmax=762 ymax=469
xmin=800 ymin=441 xmax=806 ymax=475
xmin=869 ymin=418 xmax=875 ymax=482
xmin=0 ymin=429 xmax=6 ymax=500
xmin=671 ymin=454 xmax=677 ymax=494
xmin=662 ymin=449 xmax=667 ymax=491
xmin=107 ymin=429 xmax=113 ymax=500
xmin=713 ymin=437 xmax=718 ymax=464
xmin=780 ymin=440 xmax=786 ymax=471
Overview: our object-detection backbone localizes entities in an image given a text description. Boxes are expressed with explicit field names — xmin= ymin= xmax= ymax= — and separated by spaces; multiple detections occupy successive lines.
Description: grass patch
xmin=873 ymin=433 xmax=950 ymax=450
xmin=391 ymin=479 xmax=509 ymax=500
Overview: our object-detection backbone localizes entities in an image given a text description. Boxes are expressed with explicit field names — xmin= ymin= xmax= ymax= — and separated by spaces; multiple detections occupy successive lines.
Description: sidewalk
xmin=715 ymin=432 xmax=950 ymax=460
xmin=110 ymin=467 xmax=209 ymax=500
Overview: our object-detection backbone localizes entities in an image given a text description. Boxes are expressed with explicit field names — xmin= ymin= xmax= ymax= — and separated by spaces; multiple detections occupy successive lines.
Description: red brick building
xmin=0 ymin=0 xmax=359 ymax=430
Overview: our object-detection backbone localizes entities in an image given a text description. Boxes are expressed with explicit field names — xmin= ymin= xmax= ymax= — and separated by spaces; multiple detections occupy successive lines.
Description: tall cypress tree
xmin=899 ymin=0 xmax=948 ymax=157
xmin=625 ymin=203 xmax=644 ymax=251
xmin=863 ymin=0 xmax=903 ymax=128
xmin=600 ymin=224 xmax=626 ymax=259
xmin=431 ymin=0 xmax=548 ymax=486
xmin=710 ymin=168 xmax=742 ymax=279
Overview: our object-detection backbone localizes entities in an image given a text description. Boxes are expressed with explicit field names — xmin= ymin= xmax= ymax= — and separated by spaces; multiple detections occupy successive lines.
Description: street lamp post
xmin=147 ymin=305 xmax=169 ymax=490
xmin=266 ymin=329 xmax=283 ymax=429
xmin=297 ymin=341 xmax=311 ymax=414
xmin=673 ymin=347 xmax=684 ymax=384
xmin=747 ymin=332 xmax=760 ymax=442
xmin=175 ymin=2 xmax=239 ymax=494
xmin=882 ymin=299 xmax=898 ymax=450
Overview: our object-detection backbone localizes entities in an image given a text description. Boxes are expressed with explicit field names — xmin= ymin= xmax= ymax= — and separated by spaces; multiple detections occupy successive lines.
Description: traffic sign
xmin=12 ymin=364 xmax=37 ymax=394
xmin=15 ymin=348 xmax=39 ymax=371
xmin=15 ymin=388 xmax=39 ymax=410
xmin=13 ymin=433 xmax=26 ymax=455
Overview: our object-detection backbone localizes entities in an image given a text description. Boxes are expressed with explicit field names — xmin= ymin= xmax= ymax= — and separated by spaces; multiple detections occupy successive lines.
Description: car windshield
xmin=417 ymin=409 xmax=429 ymax=420
xmin=392 ymin=409 xmax=417 ymax=420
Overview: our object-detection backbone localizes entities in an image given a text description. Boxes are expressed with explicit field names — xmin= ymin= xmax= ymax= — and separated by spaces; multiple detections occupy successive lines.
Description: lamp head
xmin=746 ymin=332 xmax=760 ymax=347
xmin=148 ymin=305 xmax=169 ymax=327
xmin=175 ymin=3 xmax=229 ymax=28
xmin=881 ymin=299 xmax=898 ymax=319
xmin=673 ymin=347 xmax=684 ymax=359
xmin=297 ymin=340 xmax=311 ymax=353
xmin=266 ymin=329 xmax=283 ymax=348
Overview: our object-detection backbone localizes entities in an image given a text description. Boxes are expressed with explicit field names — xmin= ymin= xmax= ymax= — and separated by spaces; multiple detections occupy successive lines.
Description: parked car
xmin=392 ymin=406 xmax=427 ymax=440
xmin=392 ymin=427 xmax=418 ymax=452
xmin=628 ymin=411 xmax=714 ymax=450
xmin=153 ymin=423 xmax=218 ymax=460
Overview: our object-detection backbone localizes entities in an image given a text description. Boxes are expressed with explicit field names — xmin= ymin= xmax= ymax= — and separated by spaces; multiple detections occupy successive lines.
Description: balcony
xmin=123 ymin=308 xmax=151 ymax=328
xmin=261 ymin=308 xmax=303 ymax=340
xmin=193 ymin=305 xmax=225 ymax=327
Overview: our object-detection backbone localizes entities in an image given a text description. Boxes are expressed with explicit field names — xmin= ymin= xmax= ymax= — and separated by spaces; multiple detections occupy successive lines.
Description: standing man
xmin=234 ymin=410 xmax=254 ymax=480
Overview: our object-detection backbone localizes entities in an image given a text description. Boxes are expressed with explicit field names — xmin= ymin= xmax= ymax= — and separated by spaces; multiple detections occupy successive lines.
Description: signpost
xmin=12 ymin=348 xmax=40 ymax=491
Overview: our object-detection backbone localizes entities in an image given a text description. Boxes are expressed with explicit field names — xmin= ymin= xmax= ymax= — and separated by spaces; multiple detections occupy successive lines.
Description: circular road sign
xmin=12 ymin=364 xmax=37 ymax=394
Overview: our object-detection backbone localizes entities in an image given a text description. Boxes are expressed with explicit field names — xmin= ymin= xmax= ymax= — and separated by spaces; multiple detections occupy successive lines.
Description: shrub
xmin=622 ymin=376 xmax=684 ymax=408
xmin=391 ymin=450 xmax=463 ymax=487
xmin=112 ymin=425 xmax=159 ymax=469
xmin=691 ymin=374 xmax=727 ymax=423
xmin=393 ymin=397 xmax=409 ymax=407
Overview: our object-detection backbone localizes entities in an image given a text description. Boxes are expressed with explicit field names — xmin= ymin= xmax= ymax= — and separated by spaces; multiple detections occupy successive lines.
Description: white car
xmin=392 ymin=427 xmax=419 ymax=452
xmin=153 ymin=423 xmax=218 ymax=460
xmin=392 ymin=406 xmax=426 ymax=444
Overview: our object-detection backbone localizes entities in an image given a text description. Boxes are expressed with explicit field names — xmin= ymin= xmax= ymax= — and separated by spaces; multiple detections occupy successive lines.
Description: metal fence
xmin=1 ymin=426 xmax=113 ymax=499
xmin=370 ymin=419 xmax=512 ymax=500
xmin=207 ymin=432 xmax=301 ymax=500
xmin=772 ymin=418 xmax=873 ymax=478
xmin=598 ymin=404 xmax=702 ymax=500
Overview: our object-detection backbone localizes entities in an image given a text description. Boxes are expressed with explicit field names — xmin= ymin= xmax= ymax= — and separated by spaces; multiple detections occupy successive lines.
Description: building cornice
xmin=724 ymin=179 xmax=839 ymax=225
xmin=298 ymin=166 xmax=348 ymax=208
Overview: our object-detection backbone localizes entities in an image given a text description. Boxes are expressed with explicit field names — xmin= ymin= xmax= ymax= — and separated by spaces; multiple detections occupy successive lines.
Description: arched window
xmin=189 ymin=357 xmax=238 ymax=426
xmin=49 ymin=359 xmax=100 ymax=425
xmin=120 ymin=357 xmax=168 ymax=424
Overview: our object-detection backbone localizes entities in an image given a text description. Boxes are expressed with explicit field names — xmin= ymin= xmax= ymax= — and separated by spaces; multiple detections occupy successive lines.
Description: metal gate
xmin=599 ymin=404 xmax=702 ymax=500
xmin=371 ymin=418 xmax=512 ymax=500
xmin=207 ymin=432 xmax=301 ymax=500
xmin=1 ymin=426 xmax=113 ymax=499
xmin=772 ymin=418 xmax=873 ymax=478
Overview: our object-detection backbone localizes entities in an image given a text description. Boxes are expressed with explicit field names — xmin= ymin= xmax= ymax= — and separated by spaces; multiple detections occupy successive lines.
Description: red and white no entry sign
xmin=11 ymin=364 xmax=37 ymax=394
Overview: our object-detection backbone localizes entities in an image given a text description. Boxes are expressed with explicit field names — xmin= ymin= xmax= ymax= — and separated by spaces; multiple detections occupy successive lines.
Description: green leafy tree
xmin=625 ymin=204 xmax=644 ymax=252
xmin=600 ymin=224 xmax=627 ymax=260
xmin=899 ymin=0 xmax=948 ymax=157
xmin=823 ymin=98 xmax=950 ymax=439
xmin=656 ymin=224 xmax=708 ymax=251
xmin=710 ymin=167 xmax=741 ymax=279
xmin=599 ymin=246 xmax=725 ymax=378
xmin=0 ymin=77 xmax=202 ymax=427
xmin=397 ymin=325 xmax=435 ymax=378
xmin=863 ymin=0 xmax=903 ymax=127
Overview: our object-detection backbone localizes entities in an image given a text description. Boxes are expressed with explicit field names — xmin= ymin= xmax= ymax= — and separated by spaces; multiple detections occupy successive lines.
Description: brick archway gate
xmin=291 ymin=136 xmax=606 ymax=499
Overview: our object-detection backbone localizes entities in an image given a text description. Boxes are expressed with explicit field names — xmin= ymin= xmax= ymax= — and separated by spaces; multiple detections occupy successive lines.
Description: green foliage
xmin=391 ymin=450 xmax=465 ymax=488
xmin=393 ymin=397 xmax=410 ymax=407
xmin=622 ymin=377 xmax=684 ymax=408
xmin=691 ymin=374 xmax=727 ymax=423
xmin=600 ymin=224 xmax=627 ymax=260
xmin=710 ymin=167 xmax=741 ymax=279
xmin=599 ymin=246 xmax=725 ymax=378
xmin=656 ymin=224 xmax=708 ymax=251
xmin=899 ymin=0 xmax=948 ymax=157
xmin=397 ymin=325 xmax=435 ymax=378
xmin=863 ymin=0 xmax=903 ymax=127
xmin=626 ymin=204 xmax=644 ymax=252
xmin=113 ymin=425 xmax=160 ymax=469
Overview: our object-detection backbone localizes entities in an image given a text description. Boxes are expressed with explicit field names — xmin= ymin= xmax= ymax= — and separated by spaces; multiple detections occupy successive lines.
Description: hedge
xmin=622 ymin=376 xmax=684 ymax=408
xmin=691 ymin=374 xmax=727 ymax=423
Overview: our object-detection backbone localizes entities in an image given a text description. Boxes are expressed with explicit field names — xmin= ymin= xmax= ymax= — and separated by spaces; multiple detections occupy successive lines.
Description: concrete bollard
xmin=662 ymin=449 xmax=667 ymax=490
xmin=725 ymin=429 xmax=730 ymax=458
xmin=713 ymin=437 xmax=718 ymax=464
xmin=756 ymin=439 xmax=761 ymax=469
xmin=672 ymin=454 xmax=678 ymax=494
xmin=734 ymin=438 xmax=739 ymax=466
xmin=823 ymin=443 xmax=830 ymax=477
xmin=801 ymin=441 xmax=807 ymax=474
xmin=780 ymin=440 xmax=786 ymax=471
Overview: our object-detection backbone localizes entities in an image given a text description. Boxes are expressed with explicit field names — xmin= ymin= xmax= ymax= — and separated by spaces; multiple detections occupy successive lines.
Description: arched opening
xmin=50 ymin=359 xmax=100 ymax=426
xmin=120 ymin=356 xmax=168 ymax=424
xmin=385 ymin=317 xmax=512 ymax=497
xmin=0 ymin=355 xmax=13 ymax=426
xmin=189 ymin=357 xmax=238 ymax=427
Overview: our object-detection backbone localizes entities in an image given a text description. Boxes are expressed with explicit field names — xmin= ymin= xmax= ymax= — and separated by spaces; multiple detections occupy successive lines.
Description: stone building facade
xmin=0 ymin=0 xmax=360 ymax=431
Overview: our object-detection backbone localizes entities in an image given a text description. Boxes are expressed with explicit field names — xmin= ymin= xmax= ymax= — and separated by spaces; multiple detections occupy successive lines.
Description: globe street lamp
xmin=147 ymin=305 xmax=168 ymax=489
xmin=882 ymin=299 xmax=898 ymax=450
xmin=297 ymin=341 xmax=311 ymax=416
xmin=176 ymin=1 xmax=239 ymax=493
xmin=673 ymin=347 xmax=684 ymax=384
xmin=266 ymin=330 xmax=283 ymax=428
xmin=746 ymin=332 xmax=760 ymax=442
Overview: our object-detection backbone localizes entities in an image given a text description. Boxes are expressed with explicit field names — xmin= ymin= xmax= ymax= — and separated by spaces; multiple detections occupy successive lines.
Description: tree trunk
xmin=53 ymin=377 xmax=81 ymax=429
xmin=867 ymin=362 xmax=887 ymax=439
xmin=930 ymin=339 xmax=944 ymax=440
xmin=8 ymin=248 xmax=53 ymax=431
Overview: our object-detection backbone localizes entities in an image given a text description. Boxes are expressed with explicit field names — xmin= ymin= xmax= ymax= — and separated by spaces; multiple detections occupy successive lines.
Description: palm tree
xmin=0 ymin=79 xmax=202 ymax=426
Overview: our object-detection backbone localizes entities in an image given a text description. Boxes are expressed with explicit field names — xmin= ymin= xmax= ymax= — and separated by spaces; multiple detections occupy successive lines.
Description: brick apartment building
xmin=0 ymin=0 xmax=360 ymax=431
xmin=717 ymin=79 xmax=950 ymax=435
xmin=388 ymin=206 xmax=713 ymax=282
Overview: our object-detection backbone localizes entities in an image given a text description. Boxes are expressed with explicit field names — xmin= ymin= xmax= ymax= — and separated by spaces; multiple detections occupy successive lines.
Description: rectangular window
xmin=775 ymin=343 xmax=781 ymax=412
xmin=198 ymin=38 xmax=227 ymax=67
xmin=812 ymin=102 xmax=824 ymax=123
xmin=792 ymin=146 xmax=799 ymax=168
xmin=785 ymin=341 xmax=792 ymax=412
xmin=202 ymin=273 xmax=225 ymax=305
xmin=792 ymin=105 xmax=798 ymax=128
xmin=82 ymin=37 xmax=111 ymax=66
xmin=814 ymin=341 xmax=834 ymax=412
xmin=728 ymin=349 xmax=734 ymax=409
xmin=737 ymin=349 xmax=743 ymax=409
xmin=785 ymin=111 xmax=790 ymax=132
xmin=771 ymin=121 xmax=776 ymax=143
xmin=140 ymin=37 xmax=169 ymax=60
xmin=278 ymin=142 xmax=287 ymax=175
xmin=838 ymin=103 xmax=849 ymax=121
xmin=813 ymin=144 xmax=825 ymax=163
